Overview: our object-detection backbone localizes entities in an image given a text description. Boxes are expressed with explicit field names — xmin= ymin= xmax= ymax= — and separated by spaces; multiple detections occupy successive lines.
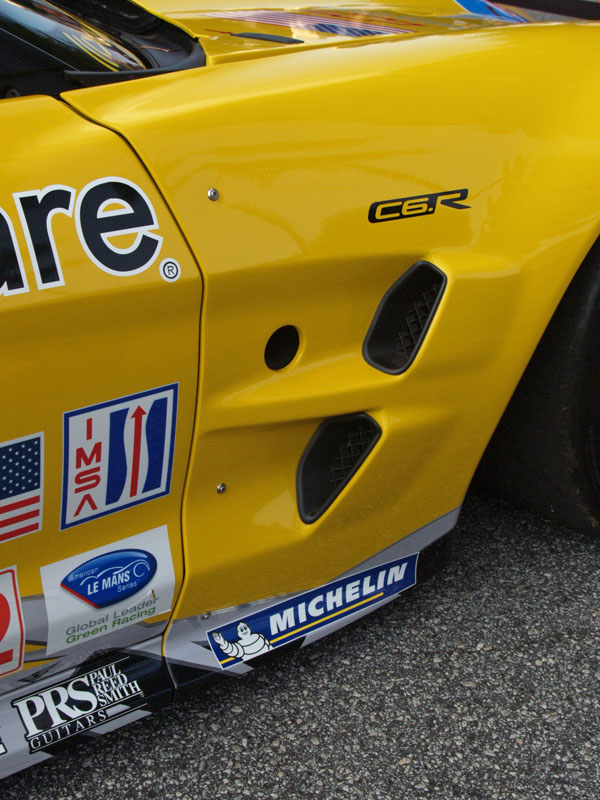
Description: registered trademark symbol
xmin=160 ymin=258 xmax=181 ymax=282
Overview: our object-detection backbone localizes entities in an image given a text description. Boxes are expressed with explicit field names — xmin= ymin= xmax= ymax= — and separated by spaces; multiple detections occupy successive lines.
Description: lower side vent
xmin=363 ymin=261 xmax=446 ymax=374
xmin=297 ymin=413 xmax=381 ymax=523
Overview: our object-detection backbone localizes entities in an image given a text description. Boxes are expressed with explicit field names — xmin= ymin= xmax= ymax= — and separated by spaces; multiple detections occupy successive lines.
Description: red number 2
xmin=0 ymin=592 xmax=13 ymax=666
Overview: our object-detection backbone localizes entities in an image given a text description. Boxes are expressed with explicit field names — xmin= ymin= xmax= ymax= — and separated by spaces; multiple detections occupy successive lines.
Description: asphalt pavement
xmin=4 ymin=492 xmax=600 ymax=800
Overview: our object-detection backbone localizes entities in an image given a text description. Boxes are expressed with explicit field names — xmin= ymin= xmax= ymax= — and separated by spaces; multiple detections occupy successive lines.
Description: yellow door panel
xmin=0 ymin=96 xmax=202 ymax=671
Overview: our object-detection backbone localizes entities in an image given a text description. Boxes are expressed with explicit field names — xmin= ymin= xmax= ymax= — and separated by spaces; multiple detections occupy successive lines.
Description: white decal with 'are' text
xmin=0 ymin=177 xmax=163 ymax=296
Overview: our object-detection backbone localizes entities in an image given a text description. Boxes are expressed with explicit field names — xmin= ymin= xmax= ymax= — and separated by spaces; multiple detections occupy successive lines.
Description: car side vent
xmin=363 ymin=261 xmax=446 ymax=374
xmin=297 ymin=414 xmax=381 ymax=524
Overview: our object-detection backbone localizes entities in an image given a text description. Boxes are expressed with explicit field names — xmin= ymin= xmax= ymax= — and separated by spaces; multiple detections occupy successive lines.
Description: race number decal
xmin=0 ymin=567 xmax=25 ymax=678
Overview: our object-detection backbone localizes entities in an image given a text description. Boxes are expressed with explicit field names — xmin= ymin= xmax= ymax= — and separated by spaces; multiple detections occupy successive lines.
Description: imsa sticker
xmin=209 ymin=553 xmax=418 ymax=668
xmin=61 ymin=384 xmax=177 ymax=528
xmin=41 ymin=526 xmax=175 ymax=654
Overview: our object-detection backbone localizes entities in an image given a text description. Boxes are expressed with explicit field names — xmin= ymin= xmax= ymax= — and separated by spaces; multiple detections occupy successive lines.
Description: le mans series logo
xmin=41 ymin=526 xmax=175 ymax=654
xmin=209 ymin=554 xmax=418 ymax=668
xmin=12 ymin=657 xmax=145 ymax=753
xmin=61 ymin=549 xmax=157 ymax=609
xmin=61 ymin=384 xmax=177 ymax=528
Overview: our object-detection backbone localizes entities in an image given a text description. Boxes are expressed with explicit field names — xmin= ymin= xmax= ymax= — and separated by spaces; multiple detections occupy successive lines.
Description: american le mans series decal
xmin=61 ymin=384 xmax=177 ymax=528
xmin=209 ymin=554 xmax=418 ymax=668
xmin=61 ymin=549 xmax=157 ymax=609
xmin=0 ymin=433 xmax=43 ymax=543
xmin=369 ymin=189 xmax=470 ymax=223
xmin=41 ymin=526 xmax=175 ymax=654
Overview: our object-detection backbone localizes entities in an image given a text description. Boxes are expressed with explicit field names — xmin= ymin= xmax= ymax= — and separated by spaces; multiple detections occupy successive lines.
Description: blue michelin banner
xmin=208 ymin=553 xmax=418 ymax=669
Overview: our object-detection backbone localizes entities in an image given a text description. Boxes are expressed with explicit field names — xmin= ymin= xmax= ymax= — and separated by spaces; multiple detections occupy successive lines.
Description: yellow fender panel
xmin=63 ymin=21 xmax=600 ymax=614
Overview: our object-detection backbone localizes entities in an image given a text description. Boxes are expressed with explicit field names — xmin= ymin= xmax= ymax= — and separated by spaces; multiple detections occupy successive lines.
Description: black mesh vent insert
xmin=363 ymin=262 xmax=446 ymax=374
xmin=297 ymin=414 xmax=381 ymax=524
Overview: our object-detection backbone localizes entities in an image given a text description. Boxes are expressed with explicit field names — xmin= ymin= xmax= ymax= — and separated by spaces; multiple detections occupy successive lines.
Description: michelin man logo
xmin=212 ymin=622 xmax=273 ymax=662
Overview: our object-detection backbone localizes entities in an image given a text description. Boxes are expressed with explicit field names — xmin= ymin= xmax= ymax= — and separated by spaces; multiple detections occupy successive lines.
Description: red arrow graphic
xmin=130 ymin=406 xmax=147 ymax=498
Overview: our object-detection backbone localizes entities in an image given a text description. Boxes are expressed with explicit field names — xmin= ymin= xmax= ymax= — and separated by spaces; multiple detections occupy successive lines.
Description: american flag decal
xmin=0 ymin=433 xmax=43 ymax=543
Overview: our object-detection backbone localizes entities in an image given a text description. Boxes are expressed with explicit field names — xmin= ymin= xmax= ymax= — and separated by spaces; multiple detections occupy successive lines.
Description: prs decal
xmin=368 ymin=188 xmax=470 ymax=223
xmin=0 ymin=567 xmax=25 ymax=678
xmin=12 ymin=658 xmax=145 ymax=753
xmin=1 ymin=177 xmax=163 ymax=296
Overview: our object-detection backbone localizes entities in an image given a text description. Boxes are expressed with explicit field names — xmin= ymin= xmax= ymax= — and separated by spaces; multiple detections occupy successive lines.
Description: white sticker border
xmin=41 ymin=525 xmax=175 ymax=655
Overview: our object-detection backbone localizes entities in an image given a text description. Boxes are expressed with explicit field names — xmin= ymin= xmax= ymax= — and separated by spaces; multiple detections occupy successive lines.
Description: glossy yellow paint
xmin=0 ymin=96 xmax=202 ymax=668
xmin=63 ymin=19 xmax=600 ymax=618
xmin=137 ymin=0 xmax=525 ymax=64
xmin=0 ymin=11 xmax=594 ymax=659
xmin=141 ymin=0 xmax=511 ymax=19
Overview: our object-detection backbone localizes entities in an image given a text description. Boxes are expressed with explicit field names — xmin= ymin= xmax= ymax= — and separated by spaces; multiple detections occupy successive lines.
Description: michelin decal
xmin=41 ymin=526 xmax=174 ymax=654
xmin=209 ymin=553 xmax=418 ymax=668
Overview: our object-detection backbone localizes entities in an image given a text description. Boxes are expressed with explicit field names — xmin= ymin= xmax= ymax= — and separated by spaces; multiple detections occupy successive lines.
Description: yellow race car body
xmin=0 ymin=0 xmax=598 ymax=777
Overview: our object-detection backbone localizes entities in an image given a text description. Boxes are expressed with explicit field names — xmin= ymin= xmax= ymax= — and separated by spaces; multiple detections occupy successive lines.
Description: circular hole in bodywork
xmin=265 ymin=325 xmax=300 ymax=370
